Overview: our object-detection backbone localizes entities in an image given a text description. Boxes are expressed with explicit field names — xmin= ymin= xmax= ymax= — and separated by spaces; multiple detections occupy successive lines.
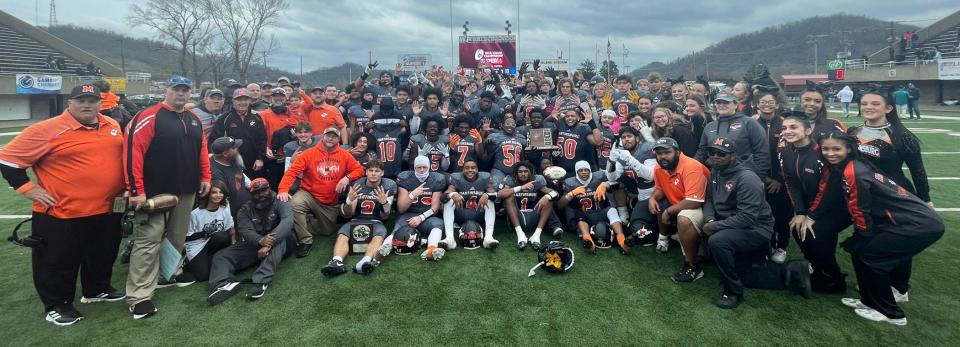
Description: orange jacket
xmin=279 ymin=145 xmax=364 ymax=205
xmin=100 ymin=91 xmax=120 ymax=111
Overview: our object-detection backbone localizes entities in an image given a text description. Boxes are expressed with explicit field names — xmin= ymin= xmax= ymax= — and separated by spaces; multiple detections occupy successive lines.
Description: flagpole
xmin=606 ymin=35 xmax=611 ymax=82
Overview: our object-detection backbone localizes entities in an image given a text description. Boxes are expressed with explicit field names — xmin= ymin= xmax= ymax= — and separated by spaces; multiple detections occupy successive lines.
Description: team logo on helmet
xmin=528 ymin=241 xmax=575 ymax=276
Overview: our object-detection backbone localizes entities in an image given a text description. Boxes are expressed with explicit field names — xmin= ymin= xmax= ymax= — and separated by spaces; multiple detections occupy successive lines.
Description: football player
xmin=485 ymin=117 xmax=527 ymax=184
xmin=442 ymin=159 xmax=498 ymax=250
xmin=606 ymin=127 xmax=659 ymax=246
xmin=322 ymin=160 xmax=396 ymax=276
xmin=408 ymin=118 xmax=450 ymax=173
xmin=498 ymin=161 xmax=558 ymax=250
xmin=448 ymin=116 xmax=485 ymax=173
xmin=390 ymin=156 xmax=448 ymax=261
xmin=558 ymin=161 xmax=628 ymax=254
xmin=554 ymin=106 xmax=604 ymax=176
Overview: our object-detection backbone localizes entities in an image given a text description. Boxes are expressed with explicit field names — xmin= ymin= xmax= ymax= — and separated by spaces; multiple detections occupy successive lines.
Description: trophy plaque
xmin=528 ymin=128 xmax=558 ymax=150
xmin=349 ymin=222 xmax=374 ymax=255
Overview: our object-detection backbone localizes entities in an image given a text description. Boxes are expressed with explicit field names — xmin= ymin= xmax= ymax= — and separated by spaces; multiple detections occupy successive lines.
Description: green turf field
xmin=0 ymin=111 xmax=957 ymax=345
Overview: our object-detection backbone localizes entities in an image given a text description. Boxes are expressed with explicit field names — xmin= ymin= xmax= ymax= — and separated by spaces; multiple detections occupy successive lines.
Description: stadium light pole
xmin=450 ymin=0 xmax=454 ymax=68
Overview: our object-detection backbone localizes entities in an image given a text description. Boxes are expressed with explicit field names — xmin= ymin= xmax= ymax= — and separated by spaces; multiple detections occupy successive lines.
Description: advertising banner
xmin=102 ymin=77 xmax=128 ymax=93
xmin=15 ymin=74 xmax=62 ymax=94
xmin=398 ymin=54 xmax=431 ymax=71
xmin=938 ymin=58 xmax=960 ymax=80
xmin=459 ymin=35 xmax=516 ymax=69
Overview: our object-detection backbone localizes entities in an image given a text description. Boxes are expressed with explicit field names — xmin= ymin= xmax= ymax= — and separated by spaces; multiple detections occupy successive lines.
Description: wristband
xmin=547 ymin=190 xmax=559 ymax=200
xmin=419 ymin=209 xmax=434 ymax=219
xmin=345 ymin=197 xmax=357 ymax=206
xmin=513 ymin=186 xmax=522 ymax=193
xmin=587 ymin=119 xmax=597 ymax=130
xmin=408 ymin=192 xmax=416 ymax=201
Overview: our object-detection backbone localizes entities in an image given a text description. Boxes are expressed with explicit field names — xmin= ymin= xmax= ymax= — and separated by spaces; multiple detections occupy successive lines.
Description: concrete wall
xmin=0 ymin=94 xmax=30 ymax=120
xmin=844 ymin=63 xmax=940 ymax=82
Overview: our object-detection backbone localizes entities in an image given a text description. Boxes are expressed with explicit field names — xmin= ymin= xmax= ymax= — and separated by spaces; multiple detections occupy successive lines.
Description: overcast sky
xmin=2 ymin=1 xmax=957 ymax=73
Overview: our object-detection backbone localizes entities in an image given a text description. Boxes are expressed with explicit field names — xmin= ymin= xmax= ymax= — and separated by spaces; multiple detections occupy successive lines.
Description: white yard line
xmin=929 ymin=177 xmax=960 ymax=180
xmin=0 ymin=132 xmax=22 ymax=136
xmin=0 ymin=215 xmax=30 ymax=219
xmin=924 ymin=152 xmax=960 ymax=154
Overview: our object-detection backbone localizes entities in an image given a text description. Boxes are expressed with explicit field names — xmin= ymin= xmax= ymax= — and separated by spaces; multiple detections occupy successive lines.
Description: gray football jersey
xmin=397 ymin=170 xmax=447 ymax=214
xmin=410 ymin=133 xmax=450 ymax=172
xmin=563 ymin=171 xmax=609 ymax=212
xmin=350 ymin=178 xmax=397 ymax=220
xmin=502 ymin=175 xmax=547 ymax=211
xmin=486 ymin=132 xmax=528 ymax=174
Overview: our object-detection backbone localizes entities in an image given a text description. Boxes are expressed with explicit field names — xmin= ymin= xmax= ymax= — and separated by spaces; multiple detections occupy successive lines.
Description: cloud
xmin=1 ymin=0 xmax=957 ymax=73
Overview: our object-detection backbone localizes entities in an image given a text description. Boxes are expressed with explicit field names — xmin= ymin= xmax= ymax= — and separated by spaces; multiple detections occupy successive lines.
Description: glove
xmin=569 ymin=186 xmax=586 ymax=197
xmin=485 ymin=83 xmax=496 ymax=92
xmin=409 ymin=74 xmax=419 ymax=86
xmin=638 ymin=121 xmax=654 ymax=143
xmin=533 ymin=59 xmax=540 ymax=71
xmin=609 ymin=148 xmax=627 ymax=164
xmin=596 ymin=183 xmax=609 ymax=202
xmin=365 ymin=61 xmax=379 ymax=74
xmin=469 ymin=129 xmax=483 ymax=141
xmin=449 ymin=134 xmax=461 ymax=147
xmin=436 ymin=143 xmax=450 ymax=158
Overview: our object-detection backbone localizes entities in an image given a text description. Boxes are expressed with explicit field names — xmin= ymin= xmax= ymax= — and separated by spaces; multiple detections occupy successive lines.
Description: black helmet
xmin=458 ymin=220 xmax=484 ymax=250
xmin=590 ymin=221 xmax=613 ymax=249
xmin=538 ymin=241 xmax=575 ymax=273
xmin=391 ymin=226 xmax=421 ymax=255
xmin=590 ymin=76 xmax=606 ymax=85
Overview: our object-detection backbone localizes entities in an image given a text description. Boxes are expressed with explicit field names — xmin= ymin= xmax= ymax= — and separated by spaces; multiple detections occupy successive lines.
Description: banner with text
xmin=939 ymin=58 xmax=960 ymax=80
xmin=458 ymin=35 xmax=516 ymax=69
xmin=398 ymin=54 xmax=431 ymax=71
xmin=15 ymin=74 xmax=62 ymax=94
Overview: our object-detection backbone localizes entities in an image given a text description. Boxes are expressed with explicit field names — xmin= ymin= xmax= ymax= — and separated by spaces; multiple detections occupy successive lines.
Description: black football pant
xmin=182 ymin=231 xmax=232 ymax=282
xmin=794 ymin=216 xmax=849 ymax=288
xmin=708 ymin=228 xmax=782 ymax=297
xmin=31 ymin=212 xmax=122 ymax=311
xmin=765 ymin=189 xmax=792 ymax=250
xmin=851 ymin=230 xmax=942 ymax=319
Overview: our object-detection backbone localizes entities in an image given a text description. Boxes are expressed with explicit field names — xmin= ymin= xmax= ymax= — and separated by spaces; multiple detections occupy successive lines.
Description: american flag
xmin=606 ymin=38 xmax=612 ymax=60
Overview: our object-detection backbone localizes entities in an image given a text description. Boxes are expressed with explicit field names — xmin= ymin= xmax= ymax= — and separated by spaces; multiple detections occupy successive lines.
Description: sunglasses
xmin=707 ymin=149 xmax=732 ymax=157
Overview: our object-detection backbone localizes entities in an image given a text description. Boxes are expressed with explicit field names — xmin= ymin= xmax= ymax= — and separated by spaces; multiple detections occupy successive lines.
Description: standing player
xmin=370 ymin=101 xmax=406 ymax=180
xmin=391 ymin=156 xmax=448 ymax=260
xmin=322 ymin=160 xmax=396 ymax=276
xmin=558 ymin=161 xmax=628 ymax=254
xmin=498 ymin=161 xmax=558 ymax=250
xmin=516 ymin=108 xmax=554 ymax=169
xmin=442 ymin=160 xmax=498 ymax=250
xmin=408 ymin=118 xmax=450 ymax=173
xmin=448 ymin=116 xmax=485 ymax=173
xmin=554 ymin=106 xmax=604 ymax=176
xmin=485 ymin=117 xmax=527 ymax=184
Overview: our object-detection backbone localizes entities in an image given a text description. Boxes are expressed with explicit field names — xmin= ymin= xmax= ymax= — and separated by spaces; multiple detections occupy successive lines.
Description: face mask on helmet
xmin=391 ymin=226 xmax=421 ymax=255
xmin=533 ymin=240 xmax=575 ymax=275
xmin=590 ymin=222 xmax=613 ymax=249
xmin=457 ymin=220 xmax=484 ymax=250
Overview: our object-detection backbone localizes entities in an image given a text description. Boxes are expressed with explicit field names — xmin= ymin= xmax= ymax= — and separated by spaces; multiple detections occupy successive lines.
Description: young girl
xmin=818 ymin=133 xmax=943 ymax=326
xmin=683 ymin=94 xmax=711 ymax=142
xmin=798 ymin=83 xmax=846 ymax=142
xmin=754 ymin=90 xmax=791 ymax=263
xmin=779 ymin=116 xmax=850 ymax=292
xmin=847 ymin=91 xmax=931 ymax=204
xmin=182 ymin=180 xmax=234 ymax=282
xmin=650 ymin=106 xmax=696 ymax=156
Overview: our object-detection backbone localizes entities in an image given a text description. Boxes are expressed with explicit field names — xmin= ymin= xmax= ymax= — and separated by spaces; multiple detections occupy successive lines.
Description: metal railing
xmin=843 ymin=54 xmax=959 ymax=70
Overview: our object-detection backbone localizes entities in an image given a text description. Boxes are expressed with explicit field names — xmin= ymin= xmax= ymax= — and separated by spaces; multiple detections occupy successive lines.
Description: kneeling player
xmin=558 ymin=161 xmax=628 ymax=254
xmin=443 ymin=159 xmax=498 ymax=250
xmin=322 ymin=160 xmax=396 ymax=277
xmin=498 ymin=161 xmax=558 ymax=250
xmin=390 ymin=156 xmax=448 ymax=261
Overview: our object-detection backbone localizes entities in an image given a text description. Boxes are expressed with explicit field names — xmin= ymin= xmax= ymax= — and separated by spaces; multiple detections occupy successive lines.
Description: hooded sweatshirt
xmin=703 ymin=160 xmax=773 ymax=238
xmin=694 ymin=112 xmax=770 ymax=179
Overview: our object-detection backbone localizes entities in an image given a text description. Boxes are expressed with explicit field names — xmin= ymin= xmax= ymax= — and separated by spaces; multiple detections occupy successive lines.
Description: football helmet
xmin=458 ymin=220 xmax=484 ymax=250
xmin=529 ymin=241 xmax=574 ymax=276
xmin=590 ymin=221 xmax=613 ymax=249
xmin=391 ymin=226 xmax=421 ymax=255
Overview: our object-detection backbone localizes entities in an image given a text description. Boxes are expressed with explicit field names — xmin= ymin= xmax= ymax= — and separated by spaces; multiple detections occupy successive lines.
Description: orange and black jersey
xmin=847 ymin=124 xmax=929 ymax=202
xmin=563 ymin=171 xmax=610 ymax=212
xmin=554 ymin=122 xmax=596 ymax=175
xmin=837 ymin=159 xmax=943 ymax=245
xmin=125 ymin=103 xmax=211 ymax=197
xmin=780 ymin=142 xmax=839 ymax=216
xmin=501 ymin=175 xmax=548 ymax=212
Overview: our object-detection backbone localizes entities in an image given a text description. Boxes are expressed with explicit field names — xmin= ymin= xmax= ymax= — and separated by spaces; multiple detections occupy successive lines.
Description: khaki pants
xmin=125 ymin=193 xmax=195 ymax=305
xmin=291 ymin=190 xmax=339 ymax=245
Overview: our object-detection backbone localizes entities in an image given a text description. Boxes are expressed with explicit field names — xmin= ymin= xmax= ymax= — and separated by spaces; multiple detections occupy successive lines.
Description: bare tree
xmin=127 ymin=0 xmax=212 ymax=79
xmin=202 ymin=0 xmax=289 ymax=80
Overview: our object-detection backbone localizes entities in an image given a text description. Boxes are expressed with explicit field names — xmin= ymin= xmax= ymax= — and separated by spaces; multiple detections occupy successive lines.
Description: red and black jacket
xmin=837 ymin=159 xmax=943 ymax=251
xmin=780 ymin=142 xmax=845 ymax=218
xmin=124 ymin=103 xmax=211 ymax=197
xmin=209 ymin=109 xmax=267 ymax=168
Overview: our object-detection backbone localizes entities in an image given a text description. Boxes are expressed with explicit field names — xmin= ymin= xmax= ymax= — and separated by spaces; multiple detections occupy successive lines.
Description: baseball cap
xmin=232 ymin=88 xmax=252 ymax=99
xmin=206 ymin=88 xmax=224 ymax=97
xmin=310 ymin=86 xmax=324 ymax=92
xmin=69 ymin=84 xmax=101 ymax=99
xmin=652 ymin=137 xmax=680 ymax=150
xmin=221 ymin=78 xmax=242 ymax=88
xmin=600 ymin=109 xmax=617 ymax=118
xmin=714 ymin=93 xmax=737 ymax=102
xmin=708 ymin=137 xmax=737 ymax=154
xmin=277 ymin=76 xmax=290 ymax=84
xmin=323 ymin=126 xmax=340 ymax=136
xmin=270 ymin=88 xmax=287 ymax=97
xmin=169 ymin=76 xmax=191 ymax=88
xmin=249 ymin=178 xmax=271 ymax=193
xmin=211 ymin=137 xmax=244 ymax=155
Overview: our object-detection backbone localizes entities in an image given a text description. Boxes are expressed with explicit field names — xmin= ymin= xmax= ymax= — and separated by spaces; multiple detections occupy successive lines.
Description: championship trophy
xmin=528 ymin=128 xmax=558 ymax=150
xmin=349 ymin=222 xmax=374 ymax=255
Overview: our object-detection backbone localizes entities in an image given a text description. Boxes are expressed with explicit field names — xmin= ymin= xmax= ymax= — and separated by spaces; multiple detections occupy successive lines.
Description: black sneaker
xmin=129 ymin=300 xmax=157 ymax=320
xmin=322 ymin=259 xmax=347 ymax=277
xmin=45 ymin=304 xmax=84 ymax=326
xmin=207 ymin=282 xmax=241 ymax=306
xmin=80 ymin=289 xmax=126 ymax=303
xmin=672 ymin=263 xmax=704 ymax=283
xmin=785 ymin=260 xmax=813 ymax=299
xmin=296 ymin=243 xmax=314 ymax=258
xmin=715 ymin=293 xmax=742 ymax=309
xmin=247 ymin=284 xmax=267 ymax=300
xmin=157 ymin=275 xmax=196 ymax=289
xmin=353 ymin=261 xmax=375 ymax=275
xmin=811 ymin=271 xmax=847 ymax=293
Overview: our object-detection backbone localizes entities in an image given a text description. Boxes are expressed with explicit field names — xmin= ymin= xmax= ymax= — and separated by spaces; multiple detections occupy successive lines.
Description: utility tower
xmin=49 ymin=0 xmax=57 ymax=27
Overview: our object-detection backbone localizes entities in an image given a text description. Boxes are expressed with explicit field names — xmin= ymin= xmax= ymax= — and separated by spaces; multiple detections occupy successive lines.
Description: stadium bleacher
xmin=903 ymin=26 xmax=960 ymax=61
xmin=0 ymin=23 xmax=84 ymax=75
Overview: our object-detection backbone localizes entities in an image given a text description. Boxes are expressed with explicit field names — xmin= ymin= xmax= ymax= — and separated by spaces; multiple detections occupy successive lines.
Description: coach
xmin=123 ymin=76 xmax=211 ymax=320
xmin=0 ymin=84 xmax=125 ymax=326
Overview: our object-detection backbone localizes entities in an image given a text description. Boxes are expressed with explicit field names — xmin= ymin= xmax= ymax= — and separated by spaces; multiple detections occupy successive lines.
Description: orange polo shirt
xmin=303 ymin=103 xmax=346 ymax=136
xmin=653 ymin=153 xmax=710 ymax=205
xmin=0 ymin=111 xmax=124 ymax=218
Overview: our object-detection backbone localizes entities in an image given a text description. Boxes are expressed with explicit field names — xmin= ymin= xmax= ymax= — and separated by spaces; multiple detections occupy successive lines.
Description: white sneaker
xmin=770 ymin=248 xmax=787 ymax=264
xmin=656 ymin=234 xmax=670 ymax=253
xmin=841 ymin=298 xmax=869 ymax=309
xmin=854 ymin=308 xmax=907 ymax=326
xmin=483 ymin=237 xmax=499 ymax=249
xmin=552 ymin=227 xmax=563 ymax=238
xmin=892 ymin=287 xmax=909 ymax=303
xmin=441 ymin=236 xmax=457 ymax=250
xmin=421 ymin=248 xmax=446 ymax=261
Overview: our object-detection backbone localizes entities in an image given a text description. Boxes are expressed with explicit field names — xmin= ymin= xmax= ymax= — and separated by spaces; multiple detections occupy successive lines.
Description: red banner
xmin=459 ymin=41 xmax=517 ymax=69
